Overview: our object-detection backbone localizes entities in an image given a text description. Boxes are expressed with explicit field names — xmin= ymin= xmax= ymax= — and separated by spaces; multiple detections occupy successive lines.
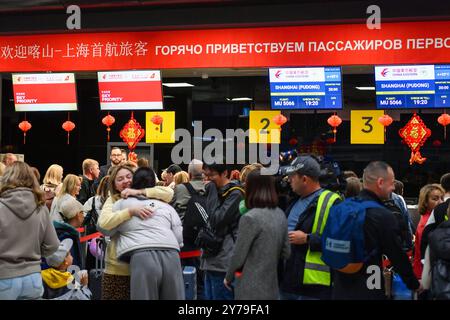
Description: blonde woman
xmin=413 ymin=183 xmax=444 ymax=279
xmin=49 ymin=174 xmax=82 ymax=222
xmin=40 ymin=164 xmax=64 ymax=210
xmin=173 ymin=171 xmax=189 ymax=185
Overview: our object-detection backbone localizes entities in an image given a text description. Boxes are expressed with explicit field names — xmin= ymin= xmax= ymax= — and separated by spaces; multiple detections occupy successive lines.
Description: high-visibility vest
xmin=303 ymin=190 xmax=341 ymax=286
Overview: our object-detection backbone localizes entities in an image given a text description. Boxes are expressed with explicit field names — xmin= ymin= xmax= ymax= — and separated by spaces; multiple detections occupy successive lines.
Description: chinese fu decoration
xmin=437 ymin=113 xmax=450 ymax=140
xmin=102 ymin=113 xmax=116 ymax=141
xmin=399 ymin=113 xmax=431 ymax=165
xmin=18 ymin=120 xmax=32 ymax=144
xmin=120 ymin=112 xmax=145 ymax=157
xmin=272 ymin=114 xmax=287 ymax=127
xmin=151 ymin=114 xmax=164 ymax=131
xmin=327 ymin=114 xmax=342 ymax=142
xmin=378 ymin=114 xmax=393 ymax=142
xmin=62 ymin=113 xmax=76 ymax=145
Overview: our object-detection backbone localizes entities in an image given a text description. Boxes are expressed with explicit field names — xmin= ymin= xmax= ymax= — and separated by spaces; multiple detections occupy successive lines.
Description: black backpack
xmin=431 ymin=259 xmax=450 ymax=300
xmin=383 ymin=199 xmax=412 ymax=252
xmin=182 ymin=183 xmax=208 ymax=248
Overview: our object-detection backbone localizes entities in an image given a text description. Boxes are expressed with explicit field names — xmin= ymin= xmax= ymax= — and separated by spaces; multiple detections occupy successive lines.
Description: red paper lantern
xmin=378 ymin=114 xmax=393 ymax=127
xmin=288 ymin=137 xmax=298 ymax=146
xmin=433 ymin=139 xmax=442 ymax=147
xmin=438 ymin=113 xmax=450 ymax=139
xmin=102 ymin=114 xmax=116 ymax=141
xmin=327 ymin=115 xmax=342 ymax=142
xmin=399 ymin=113 xmax=431 ymax=165
xmin=18 ymin=120 xmax=32 ymax=144
xmin=272 ymin=114 xmax=287 ymax=127
xmin=62 ymin=121 xmax=75 ymax=144
xmin=378 ymin=114 xmax=394 ymax=142
xmin=151 ymin=115 xmax=164 ymax=126
xmin=119 ymin=113 xmax=145 ymax=152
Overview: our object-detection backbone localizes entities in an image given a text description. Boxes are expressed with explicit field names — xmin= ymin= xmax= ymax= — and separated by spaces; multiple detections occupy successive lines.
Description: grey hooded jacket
xmin=111 ymin=197 xmax=183 ymax=261
xmin=0 ymin=187 xmax=60 ymax=279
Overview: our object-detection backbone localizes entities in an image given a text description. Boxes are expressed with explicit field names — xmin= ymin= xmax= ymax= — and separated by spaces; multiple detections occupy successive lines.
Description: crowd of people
xmin=0 ymin=149 xmax=449 ymax=300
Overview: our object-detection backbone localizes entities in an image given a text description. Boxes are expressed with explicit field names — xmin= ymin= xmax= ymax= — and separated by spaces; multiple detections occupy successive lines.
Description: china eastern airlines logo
xmin=275 ymin=70 xmax=282 ymax=79
xmin=380 ymin=68 xmax=389 ymax=77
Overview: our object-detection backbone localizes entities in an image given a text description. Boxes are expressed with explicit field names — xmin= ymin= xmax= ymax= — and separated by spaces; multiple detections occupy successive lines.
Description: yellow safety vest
xmin=303 ymin=190 xmax=341 ymax=286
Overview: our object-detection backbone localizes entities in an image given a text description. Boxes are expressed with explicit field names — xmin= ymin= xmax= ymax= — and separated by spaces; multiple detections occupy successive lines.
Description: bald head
xmin=188 ymin=159 xmax=203 ymax=180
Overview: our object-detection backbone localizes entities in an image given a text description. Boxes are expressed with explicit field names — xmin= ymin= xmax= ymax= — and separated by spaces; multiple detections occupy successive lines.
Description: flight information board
xmin=269 ymin=67 xmax=342 ymax=109
xmin=375 ymin=65 xmax=450 ymax=108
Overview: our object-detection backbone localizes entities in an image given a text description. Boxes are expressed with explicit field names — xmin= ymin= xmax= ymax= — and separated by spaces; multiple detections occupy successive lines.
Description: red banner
xmin=1 ymin=20 xmax=450 ymax=72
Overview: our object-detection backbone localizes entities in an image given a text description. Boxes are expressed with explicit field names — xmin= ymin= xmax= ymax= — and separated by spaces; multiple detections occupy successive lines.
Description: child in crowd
xmin=41 ymin=239 xmax=92 ymax=300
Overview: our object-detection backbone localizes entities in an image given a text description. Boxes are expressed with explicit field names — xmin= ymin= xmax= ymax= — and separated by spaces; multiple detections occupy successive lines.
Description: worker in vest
xmin=280 ymin=155 xmax=341 ymax=300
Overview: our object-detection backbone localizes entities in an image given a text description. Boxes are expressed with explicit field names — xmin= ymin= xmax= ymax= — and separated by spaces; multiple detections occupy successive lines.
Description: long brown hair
xmin=0 ymin=161 xmax=45 ymax=205
xmin=96 ymin=175 xmax=110 ymax=204
xmin=108 ymin=165 xmax=135 ymax=202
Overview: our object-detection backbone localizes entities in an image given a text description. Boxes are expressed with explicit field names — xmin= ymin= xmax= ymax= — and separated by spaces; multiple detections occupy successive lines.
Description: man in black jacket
xmin=332 ymin=161 xmax=422 ymax=300
xmin=77 ymin=159 xmax=100 ymax=205
xmin=280 ymin=156 xmax=341 ymax=300
xmin=200 ymin=161 xmax=244 ymax=300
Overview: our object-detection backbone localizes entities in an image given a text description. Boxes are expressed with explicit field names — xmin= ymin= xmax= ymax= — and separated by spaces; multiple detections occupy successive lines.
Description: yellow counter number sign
xmin=146 ymin=111 xmax=175 ymax=143
xmin=249 ymin=110 xmax=281 ymax=144
xmin=350 ymin=110 xmax=384 ymax=144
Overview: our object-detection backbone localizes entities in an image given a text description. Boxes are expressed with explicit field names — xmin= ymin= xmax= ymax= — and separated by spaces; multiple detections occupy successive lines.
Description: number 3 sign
xmin=249 ymin=110 xmax=281 ymax=144
xmin=351 ymin=110 xmax=384 ymax=144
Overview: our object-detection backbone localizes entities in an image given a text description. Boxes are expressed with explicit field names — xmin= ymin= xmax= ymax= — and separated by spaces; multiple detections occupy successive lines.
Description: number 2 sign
xmin=249 ymin=110 xmax=281 ymax=144
xmin=351 ymin=110 xmax=384 ymax=144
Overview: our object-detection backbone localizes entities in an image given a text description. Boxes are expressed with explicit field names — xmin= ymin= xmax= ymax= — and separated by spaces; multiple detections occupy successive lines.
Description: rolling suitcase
xmin=88 ymin=237 xmax=105 ymax=300
xmin=183 ymin=266 xmax=197 ymax=300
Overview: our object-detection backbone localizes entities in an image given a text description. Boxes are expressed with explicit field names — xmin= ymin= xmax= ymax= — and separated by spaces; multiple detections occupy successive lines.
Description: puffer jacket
xmin=112 ymin=197 xmax=183 ymax=261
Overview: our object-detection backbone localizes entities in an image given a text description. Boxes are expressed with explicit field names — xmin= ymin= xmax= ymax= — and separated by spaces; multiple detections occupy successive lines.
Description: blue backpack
xmin=321 ymin=197 xmax=384 ymax=273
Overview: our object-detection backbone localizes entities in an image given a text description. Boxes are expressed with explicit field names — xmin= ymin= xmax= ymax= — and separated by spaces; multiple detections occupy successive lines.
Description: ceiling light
xmin=355 ymin=86 xmax=375 ymax=91
xmin=230 ymin=97 xmax=253 ymax=101
xmin=162 ymin=82 xmax=194 ymax=88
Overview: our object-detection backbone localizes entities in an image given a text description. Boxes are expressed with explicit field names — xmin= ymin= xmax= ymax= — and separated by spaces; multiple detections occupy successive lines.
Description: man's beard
xmin=112 ymin=159 xmax=121 ymax=166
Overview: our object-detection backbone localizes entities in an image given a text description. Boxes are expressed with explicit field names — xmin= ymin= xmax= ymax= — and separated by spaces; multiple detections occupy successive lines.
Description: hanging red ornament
xmin=151 ymin=114 xmax=164 ymax=131
xmin=378 ymin=114 xmax=394 ymax=142
xmin=128 ymin=151 xmax=138 ymax=163
xmin=102 ymin=113 xmax=116 ymax=142
xmin=398 ymin=113 xmax=431 ymax=165
xmin=432 ymin=139 xmax=442 ymax=148
xmin=272 ymin=114 xmax=288 ymax=127
xmin=62 ymin=121 xmax=75 ymax=144
xmin=437 ymin=113 xmax=450 ymax=139
xmin=288 ymin=137 xmax=298 ymax=146
xmin=326 ymin=137 xmax=336 ymax=145
xmin=119 ymin=112 xmax=145 ymax=152
xmin=327 ymin=114 xmax=342 ymax=142
xmin=151 ymin=115 xmax=164 ymax=126
xmin=18 ymin=120 xmax=32 ymax=144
